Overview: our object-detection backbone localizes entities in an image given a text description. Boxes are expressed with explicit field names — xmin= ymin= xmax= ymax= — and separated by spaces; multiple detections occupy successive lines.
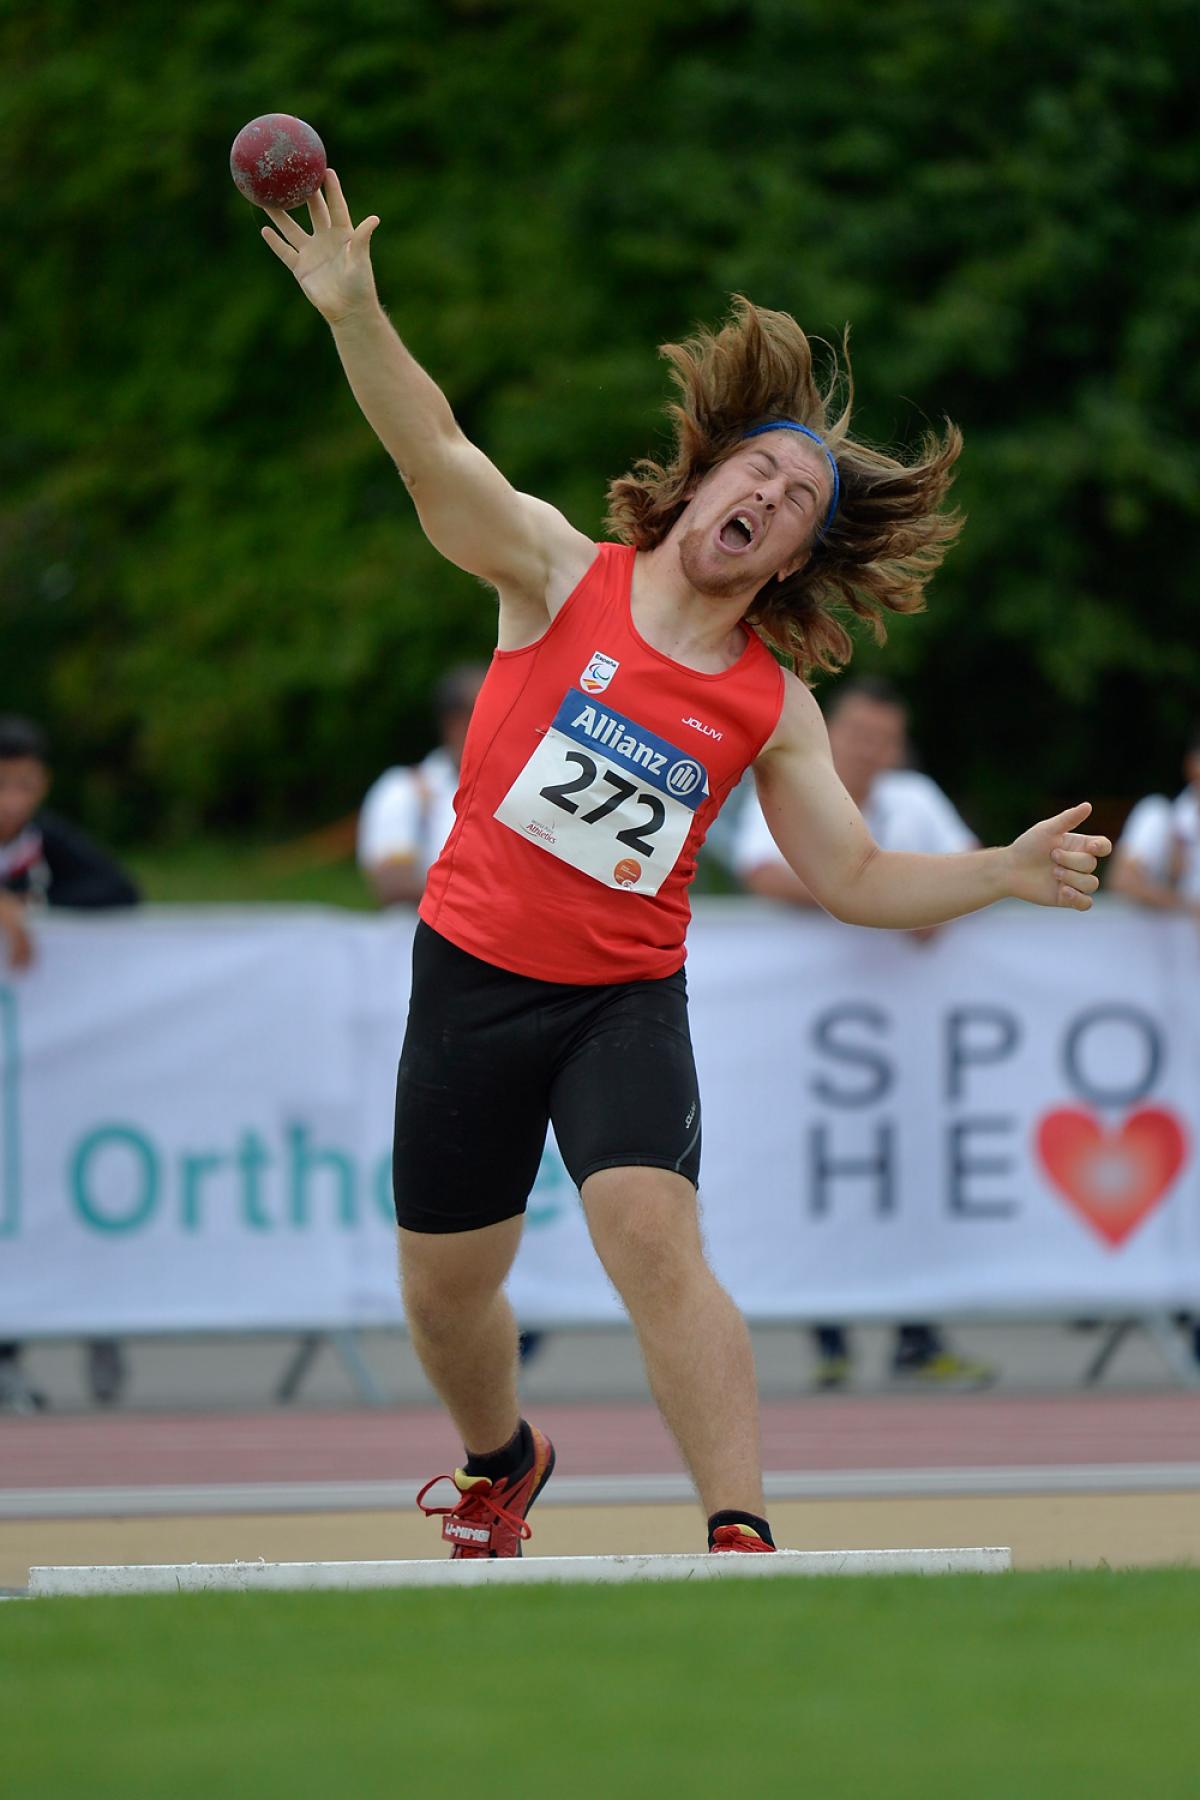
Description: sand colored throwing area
xmin=5 ymin=1393 xmax=1200 ymax=1591
xmin=5 ymin=1490 xmax=1200 ymax=1591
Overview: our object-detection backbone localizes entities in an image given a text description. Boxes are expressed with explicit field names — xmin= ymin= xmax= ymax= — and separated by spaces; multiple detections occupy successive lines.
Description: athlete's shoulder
xmin=543 ymin=534 xmax=611 ymax=617
xmin=503 ymin=537 xmax=612 ymax=647
xmin=756 ymin=666 xmax=823 ymax=759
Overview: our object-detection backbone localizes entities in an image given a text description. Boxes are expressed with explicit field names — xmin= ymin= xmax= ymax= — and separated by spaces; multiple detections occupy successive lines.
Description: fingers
xmin=1045 ymin=802 xmax=1092 ymax=841
xmin=324 ymin=168 xmax=351 ymax=229
xmin=1057 ymin=881 xmax=1094 ymax=911
xmin=1052 ymin=833 xmax=1101 ymax=903
xmin=260 ymin=225 xmax=299 ymax=268
xmin=1053 ymin=847 xmax=1097 ymax=875
xmin=307 ymin=185 xmax=332 ymax=231
xmin=1060 ymin=840 xmax=1111 ymax=860
xmin=263 ymin=205 xmax=309 ymax=250
xmin=351 ymin=214 xmax=380 ymax=254
xmin=1058 ymin=870 xmax=1100 ymax=895
xmin=1059 ymin=830 xmax=1111 ymax=854
xmin=1044 ymin=814 xmax=1109 ymax=913
xmin=1054 ymin=861 xmax=1100 ymax=899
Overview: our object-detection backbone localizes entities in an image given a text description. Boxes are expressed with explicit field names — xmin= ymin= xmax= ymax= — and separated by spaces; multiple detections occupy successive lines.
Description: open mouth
xmin=717 ymin=510 xmax=758 ymax=553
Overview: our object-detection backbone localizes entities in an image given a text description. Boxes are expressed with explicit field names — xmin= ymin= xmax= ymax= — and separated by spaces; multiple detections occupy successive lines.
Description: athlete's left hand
xmin=1005 ymin=802 xmax=1111 ymax=911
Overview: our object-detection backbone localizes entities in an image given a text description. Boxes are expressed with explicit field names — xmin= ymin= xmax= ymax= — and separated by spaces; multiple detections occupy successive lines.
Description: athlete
xmin=260 ymin=173 xmax=1111 ymax=1558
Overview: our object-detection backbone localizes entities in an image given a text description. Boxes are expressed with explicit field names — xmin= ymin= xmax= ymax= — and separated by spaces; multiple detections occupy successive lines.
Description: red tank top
xmin=420 ymin=542 xmax=785 ymax=983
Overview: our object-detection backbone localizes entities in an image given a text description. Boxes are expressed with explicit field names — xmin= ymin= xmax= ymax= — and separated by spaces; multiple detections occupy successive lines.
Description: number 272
xmin=540 ymin=752 xmax=666 ymax=857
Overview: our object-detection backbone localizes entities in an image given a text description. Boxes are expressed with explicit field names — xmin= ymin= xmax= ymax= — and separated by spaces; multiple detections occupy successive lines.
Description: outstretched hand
xmin=259 ymin=170 xmax=380 ymax=324
xmin=1007 ymin=802 xmax=1111 ymax=911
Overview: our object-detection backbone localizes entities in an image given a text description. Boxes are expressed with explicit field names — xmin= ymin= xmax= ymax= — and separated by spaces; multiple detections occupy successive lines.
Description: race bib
xmin=494 ymin=690 xmax=709 ymax=894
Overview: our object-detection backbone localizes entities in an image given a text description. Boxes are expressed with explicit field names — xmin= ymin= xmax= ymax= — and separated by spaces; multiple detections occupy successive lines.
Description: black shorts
xmin=392 ymin=922 xmax=702 ymax=1233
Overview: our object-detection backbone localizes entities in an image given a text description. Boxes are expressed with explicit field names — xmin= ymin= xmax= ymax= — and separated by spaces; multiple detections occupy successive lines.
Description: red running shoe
xmin=710 ymin=1523 xmax=776 ymax=1553
xmin=417 ymin=1425 xmax=556 ymax=1559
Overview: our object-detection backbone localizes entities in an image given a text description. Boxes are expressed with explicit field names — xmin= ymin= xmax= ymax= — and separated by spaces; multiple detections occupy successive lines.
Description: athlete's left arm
xmin=752 ymin=674 xmax=1111 ymax=928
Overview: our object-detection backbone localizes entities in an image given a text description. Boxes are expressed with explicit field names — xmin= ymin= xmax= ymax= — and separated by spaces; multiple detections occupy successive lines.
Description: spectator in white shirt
xmin=733 ymin=676 xmax=995 ymax=1391
xmin=734 ymin=678 xmax=978 ymax=906
xmin=1108 ymin=728 xmax=1200 ymax=919
xmin=357 ymin=665 xmax=486 ymax=906
xmin=1106 ymin=730 xmax=1200 ymax=1367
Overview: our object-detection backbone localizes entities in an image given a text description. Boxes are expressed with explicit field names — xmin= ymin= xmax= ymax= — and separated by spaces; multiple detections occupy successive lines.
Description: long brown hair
xmin=605 ymin=297 xmax=964 ymax=679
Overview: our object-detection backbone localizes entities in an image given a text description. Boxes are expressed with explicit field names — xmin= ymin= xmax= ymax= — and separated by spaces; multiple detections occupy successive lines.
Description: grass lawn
xmin=3 ymin=1570 xmax=1197 ymax=1797
xmin=125 ymin=839 xmax=372 ymax=909
xmin=122 ymin=833 xmax=740 ymax=907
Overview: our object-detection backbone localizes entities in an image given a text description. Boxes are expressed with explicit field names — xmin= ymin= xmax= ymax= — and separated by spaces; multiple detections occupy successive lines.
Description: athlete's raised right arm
xmin=260 ymin=173 xmax=594 ymax=643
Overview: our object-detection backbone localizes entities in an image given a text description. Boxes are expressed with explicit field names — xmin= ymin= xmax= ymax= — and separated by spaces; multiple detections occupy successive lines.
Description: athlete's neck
xmin=631 ymin=546 xmax=753 ymax=674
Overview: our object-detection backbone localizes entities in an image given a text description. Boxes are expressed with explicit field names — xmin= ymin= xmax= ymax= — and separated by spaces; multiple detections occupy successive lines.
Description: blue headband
xmin=742 ymin=420 xmax=840 ymax=538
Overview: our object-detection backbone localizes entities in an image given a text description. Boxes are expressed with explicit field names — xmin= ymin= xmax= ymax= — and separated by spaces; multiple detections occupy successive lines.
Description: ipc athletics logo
xmin=580 ymin=652 xmax=620 ymax=696
xmin=0 ymin=987 xmax=19 ymax=1238
xmin=666 ymin=758 xmax=705 ymax=798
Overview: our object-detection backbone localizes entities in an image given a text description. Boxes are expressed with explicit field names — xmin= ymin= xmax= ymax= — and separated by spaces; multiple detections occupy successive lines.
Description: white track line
xmin=28 ymin=1545 xmax=1012 ymax=1595
xmin=4 ymin=1464 xmax=1200 ymax=1519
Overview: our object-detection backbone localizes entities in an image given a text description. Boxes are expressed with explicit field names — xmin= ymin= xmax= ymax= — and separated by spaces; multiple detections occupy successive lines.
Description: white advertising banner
xmin=1 ymin=903 xmax=1198 ymax=1335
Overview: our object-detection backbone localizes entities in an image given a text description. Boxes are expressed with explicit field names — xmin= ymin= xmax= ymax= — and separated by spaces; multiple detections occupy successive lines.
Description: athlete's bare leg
xmin=581 ymin=1167 xmax=765 ymax=1518
xmin=398 ymin=1216 xmax=524 ymax=1455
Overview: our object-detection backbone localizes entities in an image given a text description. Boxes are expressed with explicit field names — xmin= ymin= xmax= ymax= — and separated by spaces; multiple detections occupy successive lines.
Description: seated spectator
xmin=357 ymin=665 xmax=486 ymax=907
xmin=733 ymin=676 xmax=995 ymax=1392
xmin=0 ymin=716 xmax=140 ymax=1412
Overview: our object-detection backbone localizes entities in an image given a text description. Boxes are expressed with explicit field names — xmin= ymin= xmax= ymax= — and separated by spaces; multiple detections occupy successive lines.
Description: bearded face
xmin=673 ymin=433 xmax=832 ymax=600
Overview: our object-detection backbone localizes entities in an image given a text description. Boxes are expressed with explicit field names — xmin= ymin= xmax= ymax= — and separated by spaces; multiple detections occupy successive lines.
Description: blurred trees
xmin=2 ymin=0 xmax=1197 ymax=843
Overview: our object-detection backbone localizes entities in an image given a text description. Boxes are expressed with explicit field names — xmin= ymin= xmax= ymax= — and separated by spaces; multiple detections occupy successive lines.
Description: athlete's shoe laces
xmin=416 ymin=1425 xmax=556 ymax=1558
xmin=710 ymin=1523 xmax=776 ymax=1554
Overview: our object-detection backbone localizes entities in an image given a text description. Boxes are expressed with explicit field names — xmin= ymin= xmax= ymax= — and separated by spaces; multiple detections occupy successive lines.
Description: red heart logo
xmin=1036 ymin=1107 xmax=1189 ymax=1248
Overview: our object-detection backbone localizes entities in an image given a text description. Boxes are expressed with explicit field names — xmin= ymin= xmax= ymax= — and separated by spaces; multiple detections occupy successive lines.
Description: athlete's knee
xmin=398 ymin=1218 xmax=521 ymax=1326
xmin=401 ymin=1271 xmax=469 ymax=1340
xmin=582 ymin=1167 xmax=706 ymax=1303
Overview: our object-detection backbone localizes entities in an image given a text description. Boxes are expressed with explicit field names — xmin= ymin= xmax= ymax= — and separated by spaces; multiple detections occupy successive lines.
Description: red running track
xmin=2 ymin=1394 xmax=1199 ymax=1490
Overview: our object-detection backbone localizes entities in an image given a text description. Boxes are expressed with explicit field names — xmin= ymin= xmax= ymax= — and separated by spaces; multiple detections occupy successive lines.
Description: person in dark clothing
xmin=0 ymin=718 xmax=139 ymax=944
xmin=0 ymin=716 xmax=141 ymax=1411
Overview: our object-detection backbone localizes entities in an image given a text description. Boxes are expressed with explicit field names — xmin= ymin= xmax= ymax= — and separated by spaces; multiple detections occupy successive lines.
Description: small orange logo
xmin=613 ymin=859 xmax=642 ymax=887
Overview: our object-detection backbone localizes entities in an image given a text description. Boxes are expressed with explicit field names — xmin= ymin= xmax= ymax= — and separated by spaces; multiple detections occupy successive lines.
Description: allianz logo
xmin=681 ymin=716 xmax=723 ymax=741
xmin=571 ymin=704 xmax=669 ymax=775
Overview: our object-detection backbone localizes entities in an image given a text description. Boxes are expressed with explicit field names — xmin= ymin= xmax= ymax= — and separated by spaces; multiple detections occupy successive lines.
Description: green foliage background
xmin=3 ymin=0 xmax=1197 ymax=845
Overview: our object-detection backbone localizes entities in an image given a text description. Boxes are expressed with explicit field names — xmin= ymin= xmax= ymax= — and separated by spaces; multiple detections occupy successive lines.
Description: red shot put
xmin=230 ymin=113 xmax=327 ymax=211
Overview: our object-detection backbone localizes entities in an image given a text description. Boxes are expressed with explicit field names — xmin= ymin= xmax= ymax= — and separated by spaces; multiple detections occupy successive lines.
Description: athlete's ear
xmin=777 ymin=547 xmax=811 ymax=582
